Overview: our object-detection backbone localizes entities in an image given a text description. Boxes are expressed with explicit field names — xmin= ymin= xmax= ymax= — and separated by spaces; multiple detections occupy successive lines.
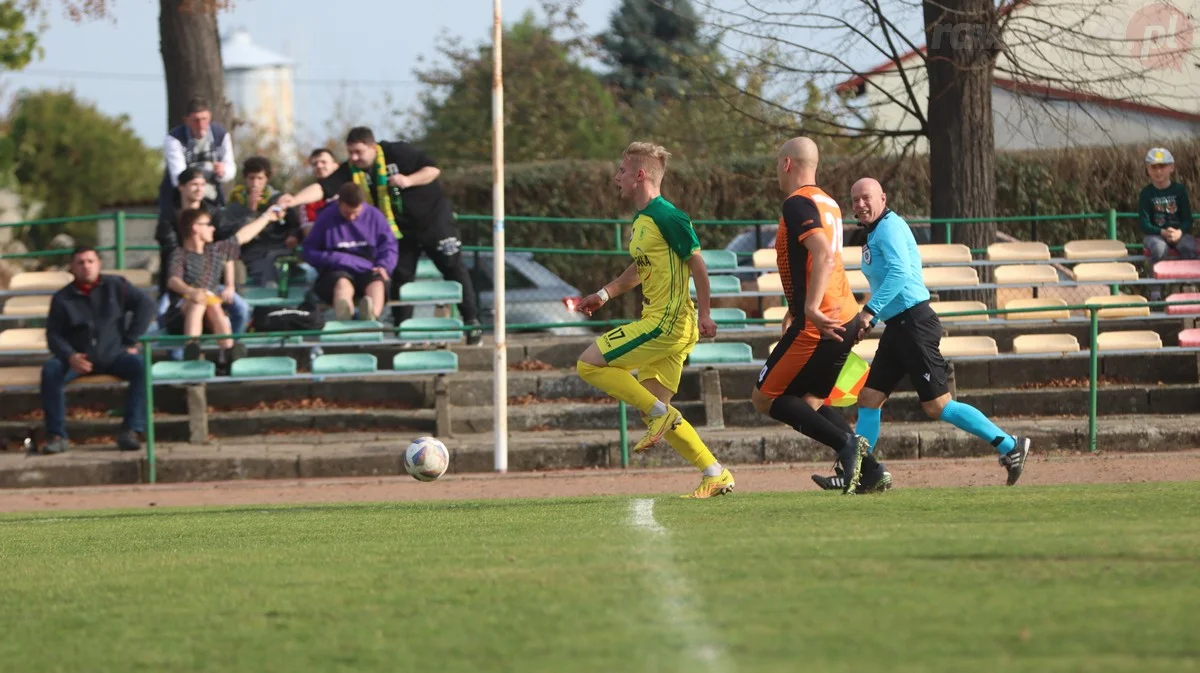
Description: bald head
xmin=850 ymin=177 xmax=887 ymax=224
xmin=776 ymin=137 xmax=820 ymax=192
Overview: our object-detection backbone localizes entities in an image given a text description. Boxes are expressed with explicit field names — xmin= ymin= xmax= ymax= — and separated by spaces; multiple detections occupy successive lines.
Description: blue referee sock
xmin=939 ymin=400 xmax=1015 ymax=453
xmin=855 ymin=407 xmax=881 ymax=452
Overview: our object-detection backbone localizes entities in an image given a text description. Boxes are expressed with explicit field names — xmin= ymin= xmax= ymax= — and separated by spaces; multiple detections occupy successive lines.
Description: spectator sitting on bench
xmin=302 ymin=183 xmax=397 ymax=321
xmin=166 ymin=206 xmax=284 ymax=368
xmin=225 ymin=156 xmax=301 ymax=286
xmin=1140 ymin=147 xmax=1194 ymax=266
xmin=300 ymin=148 xmax=340 ymax=237
xmin=157 ymin=167 xmax=249 ymax=341
xmin=41 ymin=247 xmax=156 ymax=455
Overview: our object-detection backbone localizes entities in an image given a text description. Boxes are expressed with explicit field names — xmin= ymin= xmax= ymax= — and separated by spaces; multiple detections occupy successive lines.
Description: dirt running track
xmin=2 ymin=451 xmax=1199 ymax=513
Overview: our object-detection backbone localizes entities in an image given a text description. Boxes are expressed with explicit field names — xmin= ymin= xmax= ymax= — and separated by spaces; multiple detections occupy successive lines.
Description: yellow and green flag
xmin=823 ymin=352 xmax=870 ymax=407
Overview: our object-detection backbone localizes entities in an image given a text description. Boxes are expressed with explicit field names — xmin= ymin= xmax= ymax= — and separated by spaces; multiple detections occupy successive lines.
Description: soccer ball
xmin=404 ymin=436 xmax=450 ymax=482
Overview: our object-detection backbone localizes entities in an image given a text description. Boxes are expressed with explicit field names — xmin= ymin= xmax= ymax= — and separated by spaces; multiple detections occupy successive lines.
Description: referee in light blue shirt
xmin=848 ymin=178 xmax=1031 ymax=486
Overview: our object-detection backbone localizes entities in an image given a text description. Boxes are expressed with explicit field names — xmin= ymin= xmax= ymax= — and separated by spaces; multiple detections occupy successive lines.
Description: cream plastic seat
xmin=939 ymin=336 xmax=998 ymax=357
xmin=0 ymin=328 xmax=48 ymax=352
xmin=1073 ymin=262 xmax=1139 ymax=283
xmin=1012 ymin=333 xmax=1080 ymax=354
xmin=919 ymin=244 xmax=972 ymax=265
xmin=1084 ymin=294 xmax=1150 ymax=318
xmin=0 ymin=366 xmax=121 ymax=388
xmin=841 ymin=246 xmax=862 ymax=269
xmin=8 ymin=271 xmax=73 ymax=291
xmin=752 ymin=249 xmax=776 ymax=269
xmin=106 ymin=268 xmax=153 ymax=287
xmin=1003 ymin=298 xmax=1069 ymax=320
xmin=1096 ymin=330 xmax=1162 ymax=351
xmin=2 ymin=296 xmax=52 ymax=316
xmin=922 ymin=266 xmax=979 ymax=288
xmin=756 ymin=273 xmax=783 ymax=293
xmin=763 ymin=306 xmax=789 ymax=325
xmin=986 ymin=242 xmax=1051 ymax=261
xmin=852 ymin=339 xmax=880 ymax=360
xmin=1064 ymin=239 xmax=1128 ymax=261
xmin=846 ymin=269 xmax=870 ymax=292
xmin=994 ymin=264 xmax=1058 ymax=285
xmin=930 ymin=301 xmax=988 ymax=322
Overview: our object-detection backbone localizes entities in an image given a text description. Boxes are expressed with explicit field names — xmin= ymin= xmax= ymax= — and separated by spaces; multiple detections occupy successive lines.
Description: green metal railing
xmin=3 ymin=208 xmax=1195 ymax=264
xmin=0 ymin=211 xmax=157 ymax=269
xmin=3 ymin=209 xmax=1198 ymax=482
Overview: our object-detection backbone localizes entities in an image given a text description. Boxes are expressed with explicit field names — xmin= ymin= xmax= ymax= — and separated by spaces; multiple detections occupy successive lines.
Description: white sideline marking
xmin=628 ymin=499 xmax=734 ymax=673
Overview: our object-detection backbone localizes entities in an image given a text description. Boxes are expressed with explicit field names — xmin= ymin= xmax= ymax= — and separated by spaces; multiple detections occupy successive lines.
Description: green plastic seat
xmin=312 ymin=353 xmax=378 ymax=375
xmin=320 ymin=320 xmax=384 ymax=343
xmin=399 ymin=280 xmax=463 ymax=303
xmin=230 ymin=356 xmax=297 ymax=378
xmin=708 ymin=307 xmax=747 ymax=326
xmin=700 ymin=249 xmax=738 ymax=271
xmin=392 ymin=350 xmax=459 ymax=373
xmin=242 ymin=286 xmax=311 ymax=307
xmin=689 ymin=342 xmax=754 ymax=365
xmin=151 ymin=360 xmax=216 ymax=382
xmin=397 ymin=317 xmax=464 ymax=342
xmin=416 ymin=258 xmax=443 ymax=280
xmin=240 ymin=335 xmax=305 ymax=346
xmin=690 ymin=275 xmax=741 ymax=296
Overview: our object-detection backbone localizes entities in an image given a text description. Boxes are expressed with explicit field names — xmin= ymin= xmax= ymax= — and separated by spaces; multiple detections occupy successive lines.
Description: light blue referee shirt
xmin=860 ymin=209 xmax=930 ymax=323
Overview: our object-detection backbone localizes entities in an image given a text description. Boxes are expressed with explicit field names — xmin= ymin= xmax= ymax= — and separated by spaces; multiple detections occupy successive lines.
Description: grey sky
xmin=5 ymin=0 xmax=619 ymax=146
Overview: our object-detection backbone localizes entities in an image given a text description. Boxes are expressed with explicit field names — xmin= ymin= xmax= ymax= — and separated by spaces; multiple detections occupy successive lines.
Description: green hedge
xmin=442 ymin=140 xmax=1199 ymax=300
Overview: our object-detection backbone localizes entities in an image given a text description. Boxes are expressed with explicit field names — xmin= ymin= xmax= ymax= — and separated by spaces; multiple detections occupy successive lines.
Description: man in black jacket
xmin=41 ymin=247 xmax=156 ymax=454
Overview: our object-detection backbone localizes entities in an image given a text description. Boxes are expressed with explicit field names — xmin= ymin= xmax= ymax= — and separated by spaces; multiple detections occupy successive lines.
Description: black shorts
xmin=756 ymin=317 xmax=861 ymax=399
xmin=864 ymin=300 xmax=950 ymax=402
xmin=312 ymin=269 xmax=389 ymax=304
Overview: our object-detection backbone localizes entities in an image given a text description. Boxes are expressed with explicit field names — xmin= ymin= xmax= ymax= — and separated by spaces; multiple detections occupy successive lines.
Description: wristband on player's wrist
xmin=596 ymin=287 xmax=610 ymax=303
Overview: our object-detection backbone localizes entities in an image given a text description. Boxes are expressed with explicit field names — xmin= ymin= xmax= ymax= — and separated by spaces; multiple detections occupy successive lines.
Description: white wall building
xmin=221 ymin=29 xmax=296 ymax=165
xmin=837 ymin=0 xmax=1200 ymax=153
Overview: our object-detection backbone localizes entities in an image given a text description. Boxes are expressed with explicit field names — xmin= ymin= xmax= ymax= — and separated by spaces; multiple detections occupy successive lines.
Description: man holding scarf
xmin=279 ymin=127 xmax=481 ymax=344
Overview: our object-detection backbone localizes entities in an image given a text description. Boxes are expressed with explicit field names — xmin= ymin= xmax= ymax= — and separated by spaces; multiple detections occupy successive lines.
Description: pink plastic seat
xmin=1152 ymin=260 xmax=1200 ymax=280
xmin=1180 ymin=328 xmax=1200 ymax=348
xmin=1166 ymin=292 xmax=1200 ymax=315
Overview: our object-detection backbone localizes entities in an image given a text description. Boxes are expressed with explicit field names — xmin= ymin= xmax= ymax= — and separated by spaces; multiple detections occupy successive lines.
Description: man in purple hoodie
xmin=302 ymin=183 xmax=399 ymax=320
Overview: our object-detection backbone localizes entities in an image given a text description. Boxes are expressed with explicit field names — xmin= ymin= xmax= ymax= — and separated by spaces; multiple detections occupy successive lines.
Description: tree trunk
xmin=159 ymin=0 xmax=230 ymax=130
xmin=924 ymin=0 xmax=999 ymax=305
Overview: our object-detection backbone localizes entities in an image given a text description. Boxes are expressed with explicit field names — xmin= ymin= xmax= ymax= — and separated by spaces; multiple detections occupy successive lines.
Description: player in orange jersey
xmin=750 ymin=137 xmax=889 ymax=495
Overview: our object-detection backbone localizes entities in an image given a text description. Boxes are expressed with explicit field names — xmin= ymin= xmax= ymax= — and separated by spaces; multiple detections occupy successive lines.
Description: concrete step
xmin=3 ymin=415 xmax=1197 ymax=489
xmin=4 ymin=382 xmax=1200 ymax=444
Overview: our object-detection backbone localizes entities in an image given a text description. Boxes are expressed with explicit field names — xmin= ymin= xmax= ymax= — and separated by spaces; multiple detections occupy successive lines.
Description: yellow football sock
xmin=665 ymin=418 xmax=718 ymax=471
xmin=577 ymin=361 xmax=660 ymax=415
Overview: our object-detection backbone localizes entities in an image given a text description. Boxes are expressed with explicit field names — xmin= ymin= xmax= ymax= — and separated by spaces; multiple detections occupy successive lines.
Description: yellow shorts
xmin=596 ymin=316 xmax=698 ymax=393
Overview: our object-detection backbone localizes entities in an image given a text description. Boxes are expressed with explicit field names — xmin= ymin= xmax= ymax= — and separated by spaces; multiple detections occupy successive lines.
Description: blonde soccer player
xmin=575 ymin=142 xmax=734 ymax=499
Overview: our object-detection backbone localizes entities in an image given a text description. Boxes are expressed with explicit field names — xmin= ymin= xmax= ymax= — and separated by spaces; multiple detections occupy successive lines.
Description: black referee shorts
xmin=863 ymin=300 xmax=950 ymax=402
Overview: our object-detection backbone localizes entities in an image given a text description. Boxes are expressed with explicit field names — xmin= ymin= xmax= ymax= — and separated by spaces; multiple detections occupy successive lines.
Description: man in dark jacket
xmin=41 ymin=247 xmax=156 ymax=454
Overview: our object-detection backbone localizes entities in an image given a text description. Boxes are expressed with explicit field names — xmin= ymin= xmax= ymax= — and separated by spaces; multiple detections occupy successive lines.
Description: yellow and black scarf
xmin=228 ymin=184 xmax=277 ymax=213
xmin=349 ymin=144 xmax=402 ymax=238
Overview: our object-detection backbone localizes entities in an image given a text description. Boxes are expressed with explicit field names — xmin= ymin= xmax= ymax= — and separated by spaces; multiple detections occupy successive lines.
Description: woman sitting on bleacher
xmin=165 ymin=206 xmax=282 ymax=370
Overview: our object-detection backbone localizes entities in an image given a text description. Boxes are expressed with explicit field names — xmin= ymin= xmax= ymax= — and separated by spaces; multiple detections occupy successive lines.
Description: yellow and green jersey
xmin=629 ymin=196 xmax=701 ymax=326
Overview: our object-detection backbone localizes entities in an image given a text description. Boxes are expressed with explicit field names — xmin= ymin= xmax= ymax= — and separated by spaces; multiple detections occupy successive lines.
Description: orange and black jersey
xmin=774 ymin=186 xmax=859 ymax=336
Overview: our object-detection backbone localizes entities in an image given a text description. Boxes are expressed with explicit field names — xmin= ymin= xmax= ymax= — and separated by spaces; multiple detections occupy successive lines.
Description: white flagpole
xmin=492 ymin=0 xmax=508 ymax=473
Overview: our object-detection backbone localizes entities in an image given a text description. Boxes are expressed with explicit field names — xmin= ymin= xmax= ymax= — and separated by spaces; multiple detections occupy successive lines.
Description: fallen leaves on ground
xmin=1016 ymin=376 xmax=1131 ymax=390
xmin=509 ymin=359 xmax=555 ymax=371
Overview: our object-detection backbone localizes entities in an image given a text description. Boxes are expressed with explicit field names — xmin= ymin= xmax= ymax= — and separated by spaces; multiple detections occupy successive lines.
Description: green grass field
xmin=1 ymin=483 xmax=1198 ymax=673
